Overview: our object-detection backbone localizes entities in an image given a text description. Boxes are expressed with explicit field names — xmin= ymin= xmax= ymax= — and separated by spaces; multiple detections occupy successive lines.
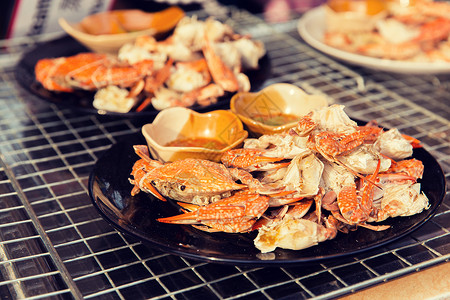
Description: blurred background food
xmin=78 ymin=7 xmax=185 ymax=35
xmin=58 ymin=6 xmax=185 ymax=53
xmin=327 ymin=0 xmax=388 ymax=15
xmin=0 ymin=0 xmax=327 ymax=40
xmin=323 ymin=0 xmax=450 ymax=62
xmin=327 ymin=0 xmax=421 ymax=14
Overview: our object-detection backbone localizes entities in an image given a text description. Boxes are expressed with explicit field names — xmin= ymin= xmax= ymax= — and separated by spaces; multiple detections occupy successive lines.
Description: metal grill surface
xmin=0 ymin=7 xmax=449 ymax=300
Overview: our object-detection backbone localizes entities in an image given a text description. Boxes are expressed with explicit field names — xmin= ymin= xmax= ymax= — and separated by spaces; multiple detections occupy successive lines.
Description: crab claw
xmin=133 ymin=145 xmax=162 ymax=166
xmin=401 ymin=134 xmax=422 ymax=148
xmin=129 ymin=159 xmax=166 ymax=201
xmin=157 ymin=190 xmax=269 ymax=233
xmin=139 ymin=179 xmax=166 ymax=201
xmin=176 ymin=202 xmax=199 ymax=212
xmin=129 ymin=146 xmax=167 ymax=201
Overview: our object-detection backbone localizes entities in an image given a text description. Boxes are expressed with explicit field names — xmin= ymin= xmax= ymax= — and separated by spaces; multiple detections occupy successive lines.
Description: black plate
xmin=88 ymin=132 xmax=445 ymax=266
xmin=15 ymin=35 xmax=271 ymax=119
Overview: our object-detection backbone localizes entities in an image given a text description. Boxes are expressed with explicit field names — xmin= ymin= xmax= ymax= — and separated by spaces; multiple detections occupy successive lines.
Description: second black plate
xmin=15 ymin=35 xmax=271 ymax=119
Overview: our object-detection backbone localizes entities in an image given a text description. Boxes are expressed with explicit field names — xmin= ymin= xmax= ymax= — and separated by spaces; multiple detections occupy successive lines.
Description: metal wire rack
xmin=0 ymin=6 xmax=449 ymax=300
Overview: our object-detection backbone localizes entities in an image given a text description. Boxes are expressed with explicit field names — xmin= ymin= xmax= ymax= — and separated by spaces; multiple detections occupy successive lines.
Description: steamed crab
xmin=129 ymin=144 xmax=308 ymax=233
xmin=130 ymin=145 xmax=249 ymax=205
xmin=129 ymin=103 xmax=430 ymax=252
xmin=35 ymin=16 xmax=266 ymax=113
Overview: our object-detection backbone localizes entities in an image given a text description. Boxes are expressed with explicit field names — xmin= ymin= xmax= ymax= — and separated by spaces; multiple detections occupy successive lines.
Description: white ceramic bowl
xmin=142 ymin=107 xmax=248 ymax=163
xmin=230 ymin=83 xmax=329 ymax=136
xmin=58 ymin=7 xmax=185 ymax=54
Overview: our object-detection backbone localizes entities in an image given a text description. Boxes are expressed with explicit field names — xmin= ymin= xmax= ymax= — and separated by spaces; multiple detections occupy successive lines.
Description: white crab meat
xmin=232 ymin=38 xmax=266 ymax=70
xmin=204 ymin=18 xmax=234 ymax=43
xmin=374 ymin=128 xmax=413 ymax=160
xmin=166 ymin=67 xmax=208 ymax=93
xmin=320 ymin=161 xmax=356 ymax=195
xmin=151 ymin=87 xmax=182 ymax=110
xmin=254 ymin=218 xmax=328 ymax=253
xmin=375 ymin=183 xmax=429 ymax=221
xmin=259 ymin=167 xmax=288 ymax=185
xmin=93 ymin=85 xmax=137 ymax=113
xmin=214 ymin=42 xmax=242 ymax=73
xmin=376 ymin=19 xmax=420 ymax=44
xmin=171 ymin=16 xmax=206 ymax=51
xmin=281 ymin=153 xmax=324 ymax=196
xmin=133 ymin=33 xmax=201 ymax=62
xmin=236 ymin=73 xmax=251 ymax=92
xmin=171 ymin=16 xmax=233 ymax=52
xmin=162 ymin=42 xmax=202 ymax=62
xmin=310 ymin=104 xmax=357 ymax=135
xmin=118 ymin=43 xmax=167 ymax=69
xmin=244 ymin=133 xmax=310 ymax=159
xmin=339 ymin=144 xmax=391 ymax=174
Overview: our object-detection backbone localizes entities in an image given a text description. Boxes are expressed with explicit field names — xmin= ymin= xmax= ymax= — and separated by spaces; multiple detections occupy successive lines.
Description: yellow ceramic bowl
xmin=230 ymin=83 xmax=329 ymax=136
xmin=142 ymin=107 xmax=248 ymax=163
xmin=58 ymin=7 xmax=185 ymax=54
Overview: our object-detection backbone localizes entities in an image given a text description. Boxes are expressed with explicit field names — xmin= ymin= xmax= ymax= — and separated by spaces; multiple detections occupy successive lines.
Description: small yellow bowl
xmin=58 ymin=7 xmax=185 ymax=54
xmin=142 ymin=107 xmax=248 ymax=163
xmin=230 ymin=83 xmax=329 ymax=136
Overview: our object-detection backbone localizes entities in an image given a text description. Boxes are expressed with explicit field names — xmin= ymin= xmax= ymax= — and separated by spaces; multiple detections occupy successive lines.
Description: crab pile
xmin=324 ymin=0 xmax=450 ymax=62
xmin=35 ymin=16 xmax=265 ymax=113
xmin=129 ymin=104 xmax=429 ymax=253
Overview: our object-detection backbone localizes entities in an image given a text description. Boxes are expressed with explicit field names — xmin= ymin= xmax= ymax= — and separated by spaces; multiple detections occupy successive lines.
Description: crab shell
xmin=131 ymin=156 xmax=246 ymax=206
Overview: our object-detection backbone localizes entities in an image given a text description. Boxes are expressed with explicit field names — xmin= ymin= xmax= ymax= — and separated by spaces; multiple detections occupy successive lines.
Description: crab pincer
xmin=157 ymin=190 xmax=269 ymax=233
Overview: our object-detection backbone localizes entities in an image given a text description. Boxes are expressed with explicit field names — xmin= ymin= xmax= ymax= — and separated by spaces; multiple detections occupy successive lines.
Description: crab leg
xmin=337 ymin=184 xmax=362 ymax=224
xmin=331 ymin=210 xmax=390 ymax=231
xmin=252 ymin=199 xmax=313 ymax=230
xmin=359 ymin=159 xmax=381 ymax=214
xmin=202 ymin=32 xmax=239 ymax=92
xmin=144 ymin=58 xmax=174 ymax=93
xmin=129 ymin=159 xmax=166 ymax=201
xmin=313 ymin=187 xmax=325 ymax=221
xmin=268 ymin=190 xmax=304 ymax=206
xmin=252 ymin=205 xmax=290 ymax=231
xmin=337 ymin=160 xmax=381 ymax=224
xmin=221 ymin=148 xmax=285 ymax=171
xmin=157 ymin=190 xmax=269 ymax=233
xmin=401 ymin=134 xmax=422 ymax=148
xmin=315 ymin=131 xmax=367 ymax=158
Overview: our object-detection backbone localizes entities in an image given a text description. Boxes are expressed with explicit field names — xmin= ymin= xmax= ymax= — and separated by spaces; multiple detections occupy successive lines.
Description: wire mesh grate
xmin=0 ymin=5 xmax=448 ymax=300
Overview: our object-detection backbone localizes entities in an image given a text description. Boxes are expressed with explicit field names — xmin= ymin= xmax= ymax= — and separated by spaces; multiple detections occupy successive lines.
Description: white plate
xmin=297 ymin=6 xmax=450 ymax=75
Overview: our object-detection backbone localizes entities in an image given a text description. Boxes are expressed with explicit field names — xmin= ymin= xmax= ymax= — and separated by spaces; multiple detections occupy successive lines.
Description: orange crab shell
xmin=129 ymin=147 xmax=247 ymax=205
xmin=35 ymin=53 xmax=154 ymax=92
